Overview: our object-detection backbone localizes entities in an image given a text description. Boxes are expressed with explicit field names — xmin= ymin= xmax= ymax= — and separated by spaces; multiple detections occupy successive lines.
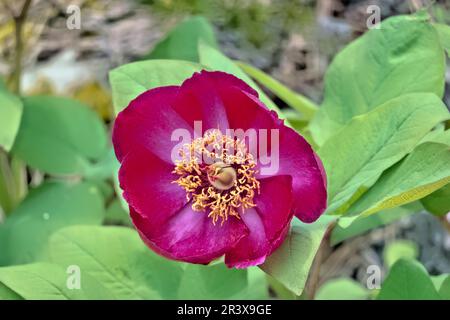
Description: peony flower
xmin=113 ymin=70 xmax=327 ymax=268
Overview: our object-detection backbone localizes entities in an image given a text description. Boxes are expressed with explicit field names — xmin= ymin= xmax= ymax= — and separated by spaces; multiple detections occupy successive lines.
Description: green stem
xmin=0 ymin=0 xmax=33 ymax=216
xmin=11 ymin=0 xmax=33 ymax=95
xmin=438 ymin=215 xmax=450 ymax=234
xmin=10 ymin=156 xmax=27 ymax=205
xmin=0 ymin=150 xmax=14 ymax=213
xmin=235 ymin=61 xmax=319 ymax=120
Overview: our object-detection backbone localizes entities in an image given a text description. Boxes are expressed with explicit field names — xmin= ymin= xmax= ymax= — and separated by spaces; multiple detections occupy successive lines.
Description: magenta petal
xmin=261 ymin=126 xmax=327 ymax=223
xmin=254 ymin=175 xmax=294 ymax=241
xmin=131 ymin=205 xmax=248 ymax=264
xmin=224 ymin=208 xmax=269 ymax=268
xmin=119 ymin=146 xmax=187 ymax=229
xmin=113 ymin=86 xmax=193 ymax=163
xmin=221 ymin=87 xmax=278 ymax=131
xmin=225 ymin=175 xmax=293 ymax=268
xmin=219 ymin=84 xmax=327 ymax=223
xmin=171 ymin=71 xmax=258 ymax=132
xmin=195 ymin=70 xmax=258 ymax=97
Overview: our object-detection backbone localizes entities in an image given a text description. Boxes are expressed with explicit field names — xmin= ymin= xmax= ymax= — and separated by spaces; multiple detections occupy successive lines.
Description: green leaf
xmin=438 ymin=276 xmax=450 ymax=300
xmin=105 ymin=198 xmax=132 ymax=226
xmin=236 ymin=61 xmax=318 ymax=119
xmin=198 ymin=41 xmax=283 ymax=116
xmin=0 ymin=263 xmax=75 ymax=300
xmin=0 ymin=262 xmax=111 ymax=300
xmin=434 ymin=23 xmax=450 ymax=56
xmin=420 ymin=124 xmax=446 ymax=144
xmin=46 ymin=225 xmax=182 ymax=299
xmin=260 ymin=215 xmax=334 ymax=295
xmin=383 ymin=240 xmax=418 ymax=269
xmin=0 ymin=181 xmax=104 ymax=266
xmin=109 ymin=59 xmax=203 ymax=115
xmin=0 ymin=283 xmax=23 ymax=300
xmin=83 ymin=147 xmax=117 ymax=181
xmin=331 ymin=205 xmax=417 ymax=245
xmin=45 ymin=225 xmax=264 ymax=300
xmin=145 ymin=16 xmax=218 ymax=62
xmin=377 ymin=259 xmax=441 ymax=300
xmin=282 ymin=109 xmax=308 ymax=131
xmin=310 ymin=15 xmax=446 ymax=145
xmin=0 ymin=89 xmax=23 ymax=152
xmin=346 ymin=142 xmax=450 ymax=217
xmin=11 ymin=96 xmax=108 ymax=176
xmin=421 ymin=184 xmax=450 ymax=216
xmin=431 ymin=274 xmax=448 ymax=291
xmin=177 ymin=264 xmax=247 ymax=299
xmin=316 ymin=278 xmax=369 ymax=300
xmin=425 ymin=129 xmax=450 ymax=145
xmin=318 ymin=93 xmax=449 ymax=215
xmin=244 ymin=267 xmax=269 ymax=300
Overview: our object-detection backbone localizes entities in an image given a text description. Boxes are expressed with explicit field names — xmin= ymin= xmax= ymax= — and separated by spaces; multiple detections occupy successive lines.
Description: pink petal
xmin=221 ymin=86 xmax=279 ymax=131
xmin=218 ymin=84 xmax=327 ymax=223
xmin=225 ymin=175 xmax=293 ymax=268
xmin=113 ymin=86 xmax=193 ymax=163
xmin=118 ymin=146 xmax=187 ymax=230
xmin=271 ymin=126 xmax=327 ymax=223
xmin=171 ymin=71 xmax=258 ymax=132
xmin=130 ymin=205 xmax=248 ymax=264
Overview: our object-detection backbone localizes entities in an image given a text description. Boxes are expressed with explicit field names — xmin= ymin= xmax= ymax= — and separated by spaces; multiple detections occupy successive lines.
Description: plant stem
xmin=0 ymin=151 xmax=14 ymax=213
xmin=438 ymin=215 xmax=450 ymax=234
xmin=11 ymin=0 xmax=33 ymax=95
xmin=0 ymin=0 xmax=33 ymax=217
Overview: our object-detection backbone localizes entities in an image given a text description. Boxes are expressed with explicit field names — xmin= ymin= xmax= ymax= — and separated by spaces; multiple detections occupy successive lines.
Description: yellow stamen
xmin=172 ymin=130 xmax=260 ymax=225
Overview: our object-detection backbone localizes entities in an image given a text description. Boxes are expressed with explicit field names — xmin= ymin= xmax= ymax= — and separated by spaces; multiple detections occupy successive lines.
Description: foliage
xmin=0 ymin=10 xmax=449 ymax=300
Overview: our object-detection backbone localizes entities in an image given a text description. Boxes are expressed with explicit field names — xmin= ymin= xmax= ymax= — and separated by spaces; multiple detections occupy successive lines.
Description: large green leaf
xmin=318 ymin=93 xmax=449 ymax=215
xmin=45 ymin=226 xmax=175 ymax=299
xmin=0 ymin=283 xmax=23 ymax=300
xmin=438 ymin=276 xmax=450 ymax=300
xmin=377 ymin=259 xmax=441 ymax=300
xmin=316 ymin=278 xmax=369 ymax=300
xmin=0 ymin=263 xmax=111 ymax=300
xmin=11 ymin=96 xmax=108 ymax=176
xmin=198 ymin=41 xmax=282 ymax=115
xmin=45 ymin=225 xmax=263 ymax=300
xmin=310 ymin=15 xmax=446 ymax=145
xmin=434 ymin=23 xmax=450 ymax=56
xmin=346 ymin=142 xmax=450 ymax=217
xmin=145 ymin=16 xmax=218 ymax=62
xmin=177 ymin=264 xmax=247 ymax=299
xmin=0 ymin=89 xmax=23 ymax=152
xmin=243 ymin=267 xmax=269 ymax=300
xmin=0 ymin=181 xmax=104 ymax=266
xmin=109 ymin=60 xmax=203 ymax=115
xmin=424 ymin=129 xmax=450 ymax=145
xmin=260 ymin=215 xmax=334 ymax=295
xmin=421 ymin=184 xmax=450 ymax=216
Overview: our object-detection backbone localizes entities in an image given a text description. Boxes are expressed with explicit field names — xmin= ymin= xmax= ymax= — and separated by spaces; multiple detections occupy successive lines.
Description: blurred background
xmin=0 ymin=0 xmax=449 ymax=296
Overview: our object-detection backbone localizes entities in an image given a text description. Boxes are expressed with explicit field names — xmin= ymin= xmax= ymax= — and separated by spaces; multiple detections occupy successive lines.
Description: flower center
xmin=207 ymin=162 xmax=237 ymax=190
xmin=173 ymin=130 xmax=260 ymax=225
